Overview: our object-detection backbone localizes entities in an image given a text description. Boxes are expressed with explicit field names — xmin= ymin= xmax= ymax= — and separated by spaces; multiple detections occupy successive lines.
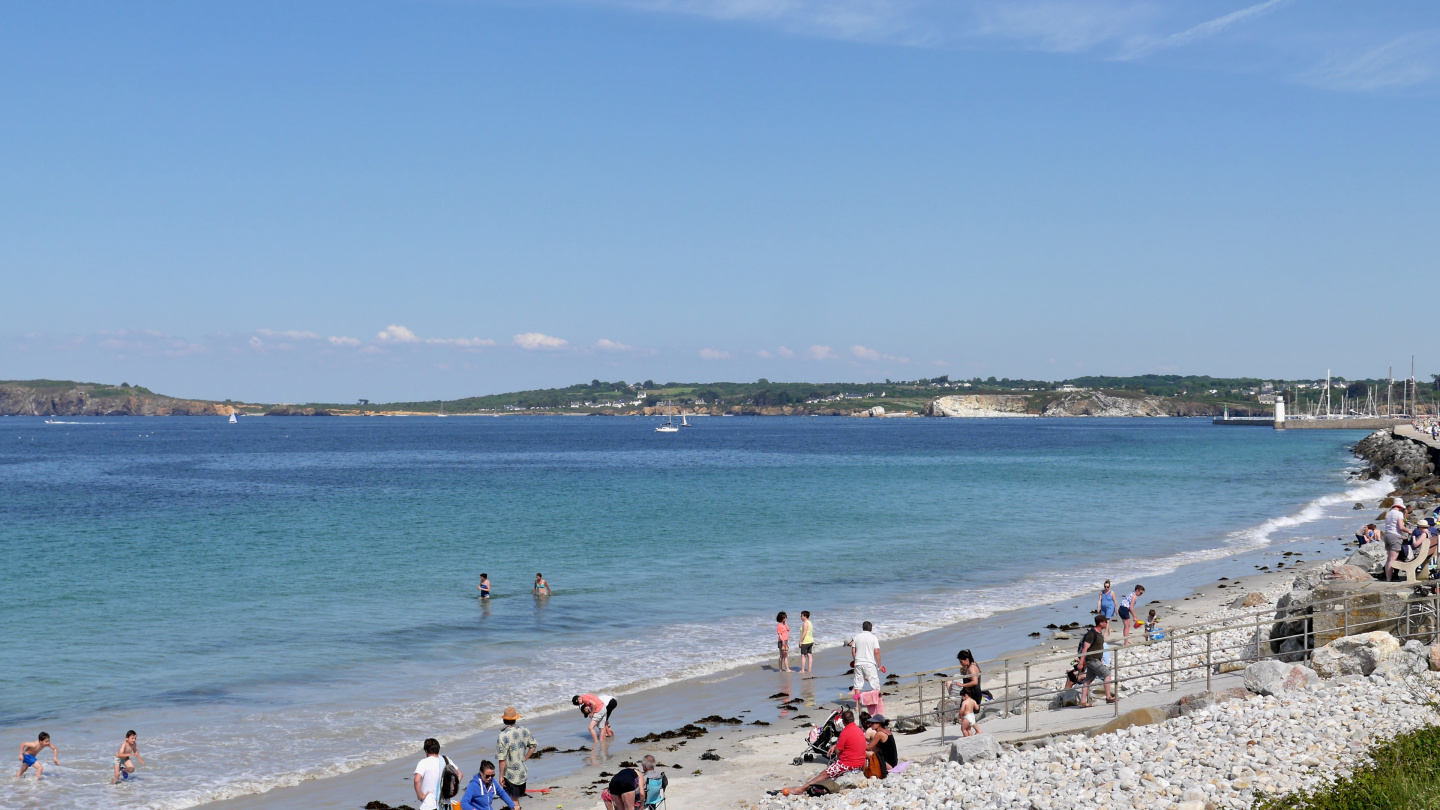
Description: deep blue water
xmin=0 ymin=415 xmax=1380 ymax=808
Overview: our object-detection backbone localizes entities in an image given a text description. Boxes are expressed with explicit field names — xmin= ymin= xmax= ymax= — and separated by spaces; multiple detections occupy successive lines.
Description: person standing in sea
xmin=478 ymin=574 xmax=492 ymax=599
xmin=776 ymin=612 xmax=794 ymax=672
xmin=532 ymin=573 xmax=551 ymax=596
xmin=1096 ymin=581 xmax=1117 ymax=637
xmin=496 ymin=707 xmax=537 ymax=807
xmin=799 ymin=611 xmax=815 ymax=677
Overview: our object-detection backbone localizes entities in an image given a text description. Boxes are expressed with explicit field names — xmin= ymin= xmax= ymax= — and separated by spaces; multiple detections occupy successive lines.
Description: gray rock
xmin=1373 ymin=639 xmax=1429 ymax=680
xmin=1049 ymin=689 xmax=1082 ymax=709
xmin=1311 ymin=631 xmax=1400 ymax=678
xmin=1243 ymin=660 xmax=1320 ymax=696
xmin=948 ymin=735 xmax=1001 ymax=764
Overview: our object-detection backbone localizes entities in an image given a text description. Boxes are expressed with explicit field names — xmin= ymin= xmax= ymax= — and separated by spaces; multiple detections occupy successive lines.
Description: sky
xmin=2 ymin=0 xmax=1438 ymax=403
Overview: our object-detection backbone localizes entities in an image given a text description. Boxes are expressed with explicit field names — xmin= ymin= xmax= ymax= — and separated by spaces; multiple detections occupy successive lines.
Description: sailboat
xmin=229 ymin=412 xmax=238 ymax=424
xmin=655 ymin=403 xmax=679 ymax=433
xmin=680 ymin=414 xmax=691 ymax=428
xmin=437 ymin=401 xmax=447 ymax=417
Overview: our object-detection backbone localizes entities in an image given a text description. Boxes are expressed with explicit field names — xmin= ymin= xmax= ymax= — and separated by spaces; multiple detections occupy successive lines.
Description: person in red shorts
xmin=779 ymin=710 xmax=866 ymax=795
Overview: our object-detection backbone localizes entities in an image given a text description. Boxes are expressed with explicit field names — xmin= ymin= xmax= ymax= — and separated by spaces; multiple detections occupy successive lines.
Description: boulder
xmin=1430 ymin=644 xmax=1440 ymax=672
xmin=1373 ymin=639 xmax=1430 ymax=681
xmin=1176 ymin=687 xmax=1250 ymax=716
xmin=1086 ymin=707 xmax=1168 ymax=737
xmin=1243 ymin=660 xmax=1320 ymax=696
xmin=1290 ymin=568 xmax=1329 ymax=591
xmin=1049 ymin=689 xmax=1082 ymax=709
xmin=947 ymin=735 xmax=1000 ymax=764
xmin=1242 ymin=623 xmax=1273 ymax=661
xmin=1310 ymin=581 xmax=1413 ymax=647
xmin=1326 ymin=564 xmax=1375 ymax=583
xmin=1229 ymin=592 xmax=1268 ymax=609
xmin=1310 ymin=631 xmax=1400 ymax=678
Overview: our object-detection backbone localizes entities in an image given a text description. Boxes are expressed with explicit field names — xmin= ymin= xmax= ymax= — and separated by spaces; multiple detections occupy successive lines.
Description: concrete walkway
xmin=1396 ymin=424 xmax=1440 ymax=452
xmin=894 ymin=670 xmax=1247 ymax=755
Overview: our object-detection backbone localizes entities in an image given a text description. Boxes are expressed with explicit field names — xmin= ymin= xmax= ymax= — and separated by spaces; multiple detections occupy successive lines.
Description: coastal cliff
xmin=924 ymin=391 xmax=1223 ymax=418
xmin=0 ymin=380 xmax=229 ymax=416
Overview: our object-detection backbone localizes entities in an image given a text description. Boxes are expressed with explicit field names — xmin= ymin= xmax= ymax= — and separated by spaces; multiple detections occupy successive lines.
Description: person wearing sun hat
xmin=496 ymin=706 xmax=537 ymax=804
xmin=1384 ymin=498 xmax=1409 ymax=581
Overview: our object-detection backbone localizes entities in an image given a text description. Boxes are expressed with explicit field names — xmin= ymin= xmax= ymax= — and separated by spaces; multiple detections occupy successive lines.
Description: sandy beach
xmin=206 ymin=530 xmax=1355 ymax=810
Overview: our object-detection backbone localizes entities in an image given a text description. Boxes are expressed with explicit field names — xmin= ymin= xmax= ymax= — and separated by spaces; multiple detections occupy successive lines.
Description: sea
xmin=0 ymin=415 xmax=1388 ymax=808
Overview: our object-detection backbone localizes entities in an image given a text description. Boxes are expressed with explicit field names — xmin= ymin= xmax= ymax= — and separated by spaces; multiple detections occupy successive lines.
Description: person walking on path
xmin=496 ymin=707 xmax=537 ymax=806
xmin=461 ymin=760 xmax=517 ymax=810
xmin=532 ymin=574 xmax=551 ymax=596
xmin=848 ymin=622 xmax=885 ymax=699
xmin=799 ymin=611 xmax=815 ymax=677
xmin=573 ymin=693 xmax=617 ymax=744
xmin=1384 ymin=499 xmax=1410 ymax=581
xmin=776 ymin=612 xmax=794 ymax=672
xmin=15 ymin=732 xmax=58 ymax=779
xmin=111 ymin=730 xmax=145 ymax=783
xmin=1096 ymin=581 xmax=1117 ymax=636
xmin=478 ymin=574 xmax=492 ymax=599
xmin=1077 ymin=616 xmax=1114 ymax=707
xmin=1118 ymin=585 xmax=1145 ymax=645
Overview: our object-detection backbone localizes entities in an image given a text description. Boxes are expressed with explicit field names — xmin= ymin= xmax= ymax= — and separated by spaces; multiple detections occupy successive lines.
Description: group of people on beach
xmin=774 ymin=611 xmax=815 ymax=675
xmin=14 ymin=730 xmax=143 ymax=784
xmin=1357 ymin=498 xmax=1440 ymax=581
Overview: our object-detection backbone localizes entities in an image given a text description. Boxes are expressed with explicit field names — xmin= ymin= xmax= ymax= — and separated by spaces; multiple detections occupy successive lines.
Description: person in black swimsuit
xmin=602 ymin=755 xmax=659 ymax=810
xmin=864 ymin=715 xmax=898 ymax=778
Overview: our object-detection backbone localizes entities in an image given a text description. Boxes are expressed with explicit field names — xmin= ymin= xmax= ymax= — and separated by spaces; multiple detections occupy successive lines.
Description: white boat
xmin=45 ymin=418 xmax=58 ymax=424
xmin=656 ymin=403 xmax=680 ymax=433
xmin=229 ymin=413 xmax=238 ymax=423
xmin=680 ymin=414 xmax=691 ymax=427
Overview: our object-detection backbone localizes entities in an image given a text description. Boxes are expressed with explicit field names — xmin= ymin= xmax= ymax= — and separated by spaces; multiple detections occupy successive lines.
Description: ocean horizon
xmin=0 ymin=415 xmax=1384 ymax=809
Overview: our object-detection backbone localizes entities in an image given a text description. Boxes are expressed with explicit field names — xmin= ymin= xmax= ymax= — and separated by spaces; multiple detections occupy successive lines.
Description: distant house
xmin=1057 ymin=384 xmax=1079 ymax=392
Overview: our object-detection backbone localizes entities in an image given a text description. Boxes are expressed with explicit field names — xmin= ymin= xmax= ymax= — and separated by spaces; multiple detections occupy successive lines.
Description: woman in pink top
xmin=776 ymin=612 xmax=794 ymax=673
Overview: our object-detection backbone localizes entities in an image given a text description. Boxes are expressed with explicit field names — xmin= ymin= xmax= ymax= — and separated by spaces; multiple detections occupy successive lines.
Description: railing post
xmin=1113 ymin=647 xmax=1121 ymax=717
xmin=1024 ymin=663 xmax=1032 ymax=733
xmin=1169 ymin=638 xmax=1176 ymax=691
xmin=939 ymin=686 xmax=946 ymax=742
xmin=1343 ymin=593 xmax=1349 ymax=638
xmin=916 ymin=675 xmax=924 ymax=728
xmin=1003 ymin=659 xmax=1011 ymax=716
xmin=1205 ymin=632 xmax=1213 ymax=692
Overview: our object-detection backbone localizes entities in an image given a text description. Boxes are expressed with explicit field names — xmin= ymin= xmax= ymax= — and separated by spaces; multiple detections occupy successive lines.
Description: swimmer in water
xmin=478 ymin=573 xmax=491 ymax=599
xmin=533 ymin=573 xmax=551 ymax=596
xmin=16 ymin=732 xmax=58 ymax=779
xmin=111 ymin=730 xmax=145 ymax=783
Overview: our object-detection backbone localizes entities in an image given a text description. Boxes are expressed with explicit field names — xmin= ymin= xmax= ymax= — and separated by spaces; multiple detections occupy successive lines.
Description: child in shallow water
xmin=16 ymin=731 xmax=59 ymax=779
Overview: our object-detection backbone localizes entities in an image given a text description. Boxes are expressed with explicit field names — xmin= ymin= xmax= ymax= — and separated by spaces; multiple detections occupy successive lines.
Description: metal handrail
xmin=876 ymin=579 xmax=1440 ymax=738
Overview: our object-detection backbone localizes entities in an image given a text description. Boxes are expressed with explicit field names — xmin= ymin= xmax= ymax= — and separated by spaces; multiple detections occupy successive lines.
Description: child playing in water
xmin=112 ymin=730 xmax=145 ymax=783
xmin=16 ymin=732 xmax=58 ymax=779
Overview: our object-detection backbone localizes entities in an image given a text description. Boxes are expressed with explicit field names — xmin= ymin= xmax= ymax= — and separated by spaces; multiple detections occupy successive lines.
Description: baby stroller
xmin=793 ymin=709 xmax=845 ymax=765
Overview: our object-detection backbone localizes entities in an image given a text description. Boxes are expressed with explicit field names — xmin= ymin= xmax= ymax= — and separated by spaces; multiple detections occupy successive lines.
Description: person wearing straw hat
xmin=496 ymin=706 xmax=537 ymax=805
xmin=1383 ymin=498 xmax=1409 ymax=581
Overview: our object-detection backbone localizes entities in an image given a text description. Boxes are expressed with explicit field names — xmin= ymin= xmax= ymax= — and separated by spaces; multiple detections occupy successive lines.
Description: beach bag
xmin=864 ymin=752 xmax=885 ymax=780
xmin=440 ymin=756 xmax=462 ymax=800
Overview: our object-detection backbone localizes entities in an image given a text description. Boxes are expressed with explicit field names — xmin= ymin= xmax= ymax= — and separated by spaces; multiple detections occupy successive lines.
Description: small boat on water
xmin=680 ymin=414 xmax=691 ymax=428
xmin=229 ymin=413 xmax=238 ymax=423
xmin=45 ymin=418 xmax=58 ymax=424
xmin=656 ymin=403 xmax=680 ymax=433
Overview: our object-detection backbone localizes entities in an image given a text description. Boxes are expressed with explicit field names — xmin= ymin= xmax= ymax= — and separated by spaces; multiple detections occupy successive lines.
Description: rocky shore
xmin=923 ymin=392 xmax=1225 ymax=418
xmin=0 ymin=380 xmax=230 ymax=416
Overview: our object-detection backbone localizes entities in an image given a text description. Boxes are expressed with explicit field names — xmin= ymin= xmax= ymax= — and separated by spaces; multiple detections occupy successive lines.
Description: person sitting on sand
xmin=573 ymin=693 xmax=617 ymax=744
xmin=532 ymin=573 xmax=551 ymax=596
xmin=112 ymin=730 xmax=145 ymax=784
xmin=1077 ymin=616 xmax=1114 ymax=707
xmin=600 ymin=756 xmax=659 ymax=810
xmin=780 ymin=709 xmax=867 ymax=795
xmin=863 ymin=714 xmax=898 ymax=778
xmin=1118 ymin=585 xmax=1145 ymax=645
xmin=15 ymin=731 xmax=58 ymax=779
xmin=461 ymin=760 xmax=517 ymax=810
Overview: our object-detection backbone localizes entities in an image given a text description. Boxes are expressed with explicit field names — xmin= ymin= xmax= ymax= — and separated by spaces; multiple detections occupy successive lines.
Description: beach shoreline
xmin=204 ymin=522 xmax=1368 ymax=810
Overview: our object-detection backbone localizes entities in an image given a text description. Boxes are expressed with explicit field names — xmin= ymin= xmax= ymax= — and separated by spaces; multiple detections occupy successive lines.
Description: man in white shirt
xmin=848 ymin=621 xmax=885 ymax=698
xmin=414 ymin=738 xmax=446 ymax=810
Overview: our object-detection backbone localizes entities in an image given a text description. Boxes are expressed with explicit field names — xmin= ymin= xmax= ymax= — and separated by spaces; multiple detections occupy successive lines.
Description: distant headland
xmin=8 ymin=374 xmax=1431 ymax=418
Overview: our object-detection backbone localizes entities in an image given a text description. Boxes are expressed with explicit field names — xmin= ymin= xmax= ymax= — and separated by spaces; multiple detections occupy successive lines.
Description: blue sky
xmin=3 ymin=1 xmax=1438 ymax=402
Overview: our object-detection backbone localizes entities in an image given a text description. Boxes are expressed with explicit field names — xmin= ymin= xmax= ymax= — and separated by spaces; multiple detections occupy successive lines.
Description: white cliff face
xmin=1042 ymin=392 xmax=1171 ymax=417
xmin=924 ymin=395 xmax=1034 ymax=417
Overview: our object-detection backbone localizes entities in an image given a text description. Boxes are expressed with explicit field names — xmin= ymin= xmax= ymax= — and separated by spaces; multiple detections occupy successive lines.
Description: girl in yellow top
xmin=799 ymin=611 xmax=815 ymax=677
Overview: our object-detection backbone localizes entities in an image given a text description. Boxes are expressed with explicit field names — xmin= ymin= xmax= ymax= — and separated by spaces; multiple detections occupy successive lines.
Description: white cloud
xmin=699 ymin=348 xmax=732 ymax=359
xmin=808 ymin=345 xmax=837 ymax=361
xmin=595 ymin=338 xmax=634 ymax=351
xmin=328 ymin=336 xmax=361 ymax=347
xmin=757 ymin=349 xmax=773 ymax=358
xmin=514 ymin=332 xmax=570 ymax=350
xmin=777 ymin=346 xmax=795 ymax=359
xmin=1120 ymin=0 xmax=1288 ymax=60
xmin=425 ymin=337 xmax=497 ymax=348
xmin=257 ymin=329 xmax=321 ymax=340
xmin=377 ymin=325 xmax=421 ymax=344
xmin=1302 ymin=31 xmax=1440 ymax=91
xmin=851 ymin=345 xmax=881 ymax=361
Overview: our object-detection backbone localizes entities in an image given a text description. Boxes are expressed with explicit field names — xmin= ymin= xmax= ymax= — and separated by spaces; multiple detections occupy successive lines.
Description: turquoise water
xmin=0 ymin=416 xmax=1381 ymax=808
